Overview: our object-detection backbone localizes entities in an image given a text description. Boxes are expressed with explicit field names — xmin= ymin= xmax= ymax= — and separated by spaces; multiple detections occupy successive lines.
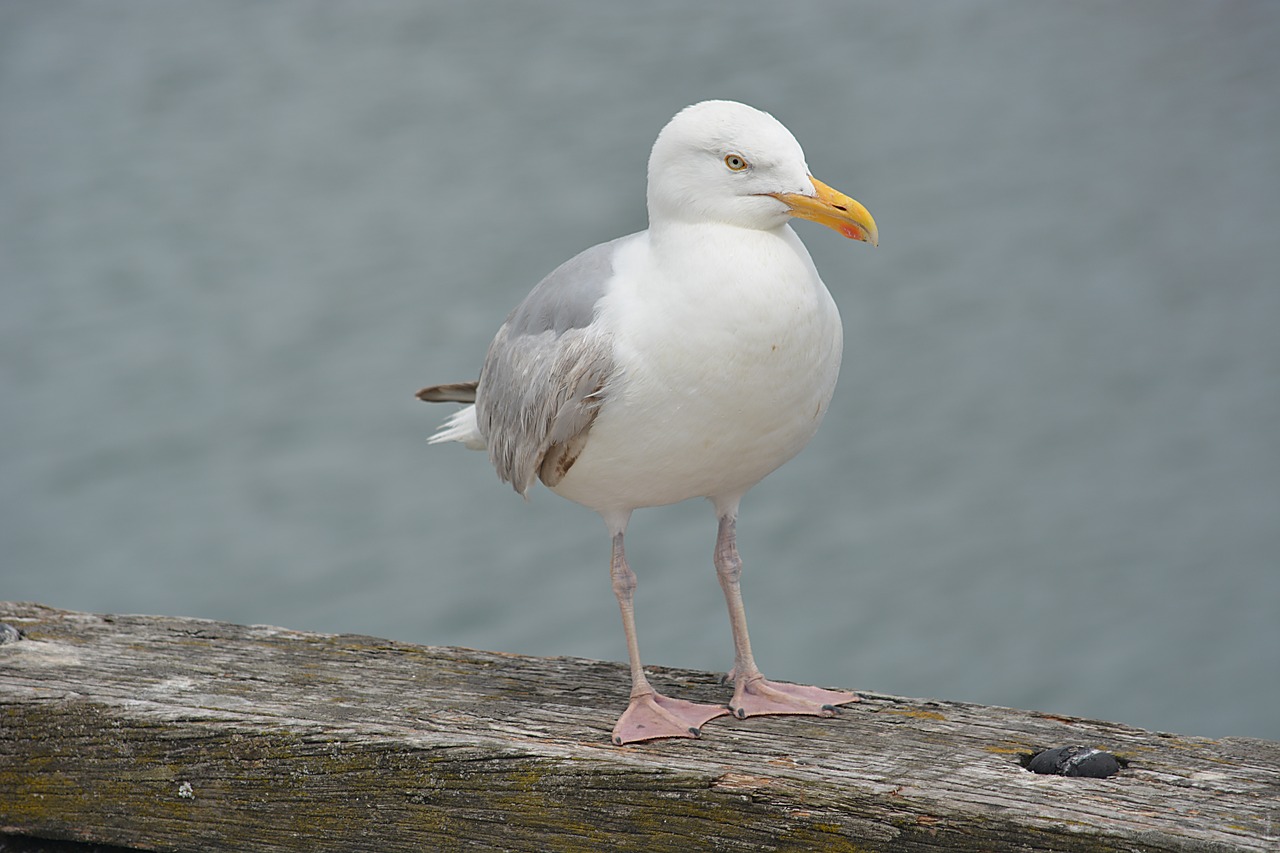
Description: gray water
xmin=3 ymin=2 xmax=1278 ymax=742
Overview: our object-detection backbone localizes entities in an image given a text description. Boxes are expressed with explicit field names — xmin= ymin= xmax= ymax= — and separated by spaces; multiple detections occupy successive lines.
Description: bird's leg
xmin=609 ymin=530 xmax=728 ymax=745
xmin=714 ymin=513 xmax=859 ymax=719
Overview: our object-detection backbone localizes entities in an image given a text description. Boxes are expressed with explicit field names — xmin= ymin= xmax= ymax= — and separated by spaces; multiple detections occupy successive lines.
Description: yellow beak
xmin=769 ymin=177 xmax=878 ymax=245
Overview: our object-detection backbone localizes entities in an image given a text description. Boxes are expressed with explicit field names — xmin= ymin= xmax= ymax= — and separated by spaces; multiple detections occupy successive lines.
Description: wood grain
xmin=1 ymin=602 xmax=1276 ymax=852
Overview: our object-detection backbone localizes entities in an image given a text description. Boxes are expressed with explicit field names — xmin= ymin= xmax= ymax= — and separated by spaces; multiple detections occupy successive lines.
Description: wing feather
xmin=477 ymin=321 xmax=615 ymax=495
xmin=421 ymin=235 xmax=635 ymax=495
xmin=416 ymin=381 xmax=478 ymax=403
xmin=474 ymin=237 xmax=631 ymax=495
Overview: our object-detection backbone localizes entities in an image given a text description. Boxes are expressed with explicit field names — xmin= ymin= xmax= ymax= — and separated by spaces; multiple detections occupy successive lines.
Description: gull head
xmin=646 ymin=100 xmax=877 ymax=244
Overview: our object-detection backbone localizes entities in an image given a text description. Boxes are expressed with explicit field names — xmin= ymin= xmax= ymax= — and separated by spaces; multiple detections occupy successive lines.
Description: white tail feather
xmin=428 ymin=404 xmax=486 ymax=450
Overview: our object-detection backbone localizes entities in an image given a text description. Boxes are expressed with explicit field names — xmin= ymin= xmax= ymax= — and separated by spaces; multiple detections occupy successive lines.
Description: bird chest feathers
xmin=556 ymin=225 xmax=844 ymax=509
xmin=608 ymin=223 xmax=843 ymax=416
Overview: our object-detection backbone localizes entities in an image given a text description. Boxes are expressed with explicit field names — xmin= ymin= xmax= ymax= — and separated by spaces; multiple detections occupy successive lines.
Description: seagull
xmin=418 ymin=100 xmax=878 ymax=745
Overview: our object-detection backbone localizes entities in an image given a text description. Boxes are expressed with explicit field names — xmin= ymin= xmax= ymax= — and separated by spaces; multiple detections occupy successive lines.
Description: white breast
xmin=550 ymin=223 xmax=842 ymax=514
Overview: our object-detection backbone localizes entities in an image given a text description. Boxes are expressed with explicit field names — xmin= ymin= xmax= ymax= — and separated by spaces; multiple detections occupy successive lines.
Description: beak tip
xmin=862 ymin=220 xmax=879 ymax=247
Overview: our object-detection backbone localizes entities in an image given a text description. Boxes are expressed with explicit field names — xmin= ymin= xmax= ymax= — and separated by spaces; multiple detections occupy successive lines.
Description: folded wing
xmin=421 ymin=236 xmax=630 ymax=496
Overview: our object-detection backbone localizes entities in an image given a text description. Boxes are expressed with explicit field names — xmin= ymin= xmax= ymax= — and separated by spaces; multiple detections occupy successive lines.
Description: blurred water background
xmin=3 ymin=2 xmax=1278 ymax=741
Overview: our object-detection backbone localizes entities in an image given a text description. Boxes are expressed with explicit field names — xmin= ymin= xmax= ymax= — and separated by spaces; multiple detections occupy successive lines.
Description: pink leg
xmin=609 ymin=530 xmax=728 ymax=745
xmin=714 ymin=514 xmax=859 ymax=719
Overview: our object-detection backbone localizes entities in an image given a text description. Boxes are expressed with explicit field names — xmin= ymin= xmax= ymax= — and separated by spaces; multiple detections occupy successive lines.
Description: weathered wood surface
xmin=1 ymin=602 xmax=1276 ymax=853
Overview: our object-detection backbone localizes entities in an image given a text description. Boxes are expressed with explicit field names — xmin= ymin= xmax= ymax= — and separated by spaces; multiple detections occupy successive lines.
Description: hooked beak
xmin=769 ymin=177 xmax=878 ymax=245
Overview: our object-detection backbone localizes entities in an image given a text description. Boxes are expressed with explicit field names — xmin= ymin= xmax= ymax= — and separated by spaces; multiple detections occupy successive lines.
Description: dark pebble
xmin=1026 ymin=745 xmax=1123 ymax=778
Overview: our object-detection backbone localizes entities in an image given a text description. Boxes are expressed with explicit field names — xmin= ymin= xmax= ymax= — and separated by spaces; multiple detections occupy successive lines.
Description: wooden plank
xmin=0 ymin=602 xmax=1276 ymax=852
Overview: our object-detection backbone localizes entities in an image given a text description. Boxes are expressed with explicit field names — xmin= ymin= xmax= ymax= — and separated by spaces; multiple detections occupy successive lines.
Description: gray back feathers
xmin=505 ymin=237 xmax=622 ymax=336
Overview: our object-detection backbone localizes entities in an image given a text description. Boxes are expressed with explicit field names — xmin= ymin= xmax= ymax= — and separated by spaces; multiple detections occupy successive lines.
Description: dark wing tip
xmin=416 ymin=380 xmax=479 ymax=403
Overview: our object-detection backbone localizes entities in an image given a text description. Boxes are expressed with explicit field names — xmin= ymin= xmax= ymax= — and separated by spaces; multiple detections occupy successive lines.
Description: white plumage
xmin=420 ymin=100 xmax=877 ymax=745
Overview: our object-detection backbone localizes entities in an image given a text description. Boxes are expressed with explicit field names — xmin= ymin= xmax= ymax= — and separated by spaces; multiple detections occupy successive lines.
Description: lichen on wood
xmin=1 ymin=602 xmax=1276 ymax=852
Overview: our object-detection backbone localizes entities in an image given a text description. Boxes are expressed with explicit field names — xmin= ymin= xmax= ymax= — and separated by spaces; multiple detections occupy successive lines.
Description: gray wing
xmin=476 ymin=235 xmax=631 ymax=496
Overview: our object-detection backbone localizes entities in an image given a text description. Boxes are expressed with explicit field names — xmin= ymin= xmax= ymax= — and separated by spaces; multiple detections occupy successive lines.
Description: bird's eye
xmin=723 ymin=154 xmax=749 ymax=172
